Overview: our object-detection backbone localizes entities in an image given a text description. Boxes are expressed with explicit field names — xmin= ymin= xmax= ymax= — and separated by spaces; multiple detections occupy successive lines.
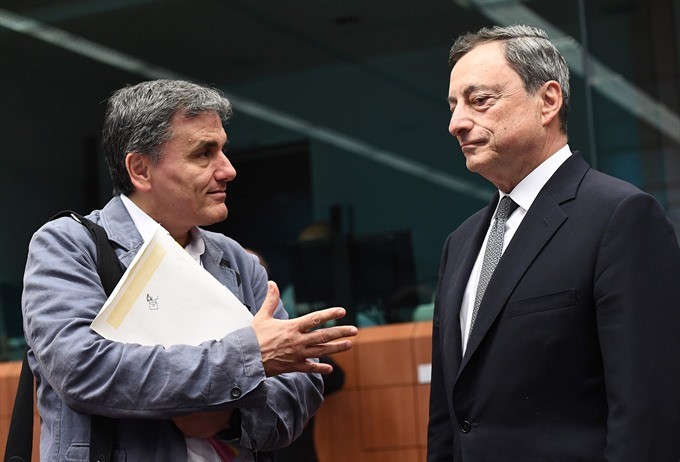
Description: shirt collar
xmin=504 ymin=144 xmax=572 ymax=211
xmin=120 ymin=194 xmax=161 ymax=243
xmin=184 ymin=228 xmax=206 ymax=263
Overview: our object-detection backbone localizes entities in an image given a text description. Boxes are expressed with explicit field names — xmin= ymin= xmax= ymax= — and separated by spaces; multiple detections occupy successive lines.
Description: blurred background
xmin=1 ymin=0 xmax=678 ymax=360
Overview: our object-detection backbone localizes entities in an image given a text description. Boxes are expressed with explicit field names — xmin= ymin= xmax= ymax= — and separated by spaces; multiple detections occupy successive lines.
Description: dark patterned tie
xmin=469 ymin=196 xmax=519 ymax=335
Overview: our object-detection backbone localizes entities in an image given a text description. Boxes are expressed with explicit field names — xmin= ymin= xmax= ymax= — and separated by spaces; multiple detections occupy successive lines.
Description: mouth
xmin=460 ymin=138 xmax=483 ymax=147
xmin=208 ymin=190 xmax=226 ymax=200
xmin=459 ymin=140 xmax=485 ymax=152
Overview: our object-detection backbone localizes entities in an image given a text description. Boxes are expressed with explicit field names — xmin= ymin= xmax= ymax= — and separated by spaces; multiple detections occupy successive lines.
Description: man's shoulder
xmin=550 ymin=153 xmax=650 ymax=206
xmin=579 ymin=167 xmax=655 ymax=208
xmin=36 ymin=210 xmax=98 ymax=242
xmin=26 ymin=212 xmax=101 ymax=274
xmin=583 ymin=167 xmax=642 ymax=193
xmin=561 ymin=167 xmax=674 ymax=238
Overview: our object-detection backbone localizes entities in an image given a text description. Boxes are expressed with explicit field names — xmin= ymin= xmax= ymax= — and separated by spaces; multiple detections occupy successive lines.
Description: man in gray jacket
xmin=21 ymin=79 xmax=357 ymax=462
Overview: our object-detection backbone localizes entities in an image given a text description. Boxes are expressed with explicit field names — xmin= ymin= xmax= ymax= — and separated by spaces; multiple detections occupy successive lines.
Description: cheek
xmin=480 ymin=116 xmax=510 ymax=145
xmin=497 ymin=109 xmax=534 ymax=135
xmin=166 ymin=170 xmax=203 ymax=196
xmin=161 ymin=176 xmax=199 ymax=209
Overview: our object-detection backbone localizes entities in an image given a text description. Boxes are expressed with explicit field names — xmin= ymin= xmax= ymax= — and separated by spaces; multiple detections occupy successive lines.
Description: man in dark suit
xmin=427 ymin=24 xmax=680 ymax=461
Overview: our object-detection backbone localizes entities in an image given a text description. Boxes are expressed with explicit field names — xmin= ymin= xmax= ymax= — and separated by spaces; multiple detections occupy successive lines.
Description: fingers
xmin=253 ymin=281 xmax=280 ymax=321
xmin=254 ymin=289 xmax=358 ymax=377
xmin=318 ymin=339 xmax=354 ymax=356
xmin=303 ymin=337 xmax=353 ymax=358
xmin=305 ymin=359 xmax=334 ymax=375
xmin=298 ymin=324 xmax=358 ymax=347
xmin=296 ymin=306 xmax=350 ymax=332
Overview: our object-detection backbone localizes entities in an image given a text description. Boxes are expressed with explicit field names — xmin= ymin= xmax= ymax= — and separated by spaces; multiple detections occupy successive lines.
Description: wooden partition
xmin=0 ymin=321 xmax=434 ymax=461
xmin=315 ymin=321 xmax=433 ymax=462
xmin=0 ymin=360 xmax=40 ymax=460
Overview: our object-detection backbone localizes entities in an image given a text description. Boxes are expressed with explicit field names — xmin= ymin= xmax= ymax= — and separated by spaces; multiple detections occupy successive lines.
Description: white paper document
xmin=91 ymin=225 xmax=253 ymax=348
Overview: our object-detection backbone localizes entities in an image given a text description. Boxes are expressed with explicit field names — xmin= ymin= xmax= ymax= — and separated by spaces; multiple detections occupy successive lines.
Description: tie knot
xmin=496 ymin=196 xmax=518 ymax=221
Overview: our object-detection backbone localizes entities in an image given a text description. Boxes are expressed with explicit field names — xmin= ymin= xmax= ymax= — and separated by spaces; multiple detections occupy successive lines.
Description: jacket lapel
xmin=200 ymin=235 xmax=243 ymax=300
xmin=438 ymin=197 xmax=498 ymax=378
xmin=97 ymin=196 xmax=144 ymax=268
xmin=457 ymin=154 xmax=590 ymax=375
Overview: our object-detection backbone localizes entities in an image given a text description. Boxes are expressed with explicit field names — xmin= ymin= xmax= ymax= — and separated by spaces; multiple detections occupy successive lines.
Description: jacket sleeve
xmin=593 ymin=191 xmax=680 ymax=461
xmin=427 ymin=234 xmax=455 ymax=462
xmin=427 ymin=317 xmax=455 ymax=461
xmin=234 ymin=246 xmax=324 ymax=452
xmin=22 ymin=217 xmax=323 ymax=452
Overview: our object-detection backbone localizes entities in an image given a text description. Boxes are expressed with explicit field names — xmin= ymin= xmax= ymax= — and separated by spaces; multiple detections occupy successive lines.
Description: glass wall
xmin=233 ymin=0 xmax=680 ymax=328
xmin=1 ymin=0 xmax=678 ymax=360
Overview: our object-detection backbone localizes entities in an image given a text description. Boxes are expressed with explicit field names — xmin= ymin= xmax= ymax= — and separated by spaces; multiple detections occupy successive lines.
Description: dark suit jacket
xmin=427 ymin=154 xmax=680 ymax=462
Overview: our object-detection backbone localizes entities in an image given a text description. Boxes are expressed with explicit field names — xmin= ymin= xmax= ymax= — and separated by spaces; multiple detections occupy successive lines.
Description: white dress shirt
xmin=460 ymin=145 xmax=572 ymax=354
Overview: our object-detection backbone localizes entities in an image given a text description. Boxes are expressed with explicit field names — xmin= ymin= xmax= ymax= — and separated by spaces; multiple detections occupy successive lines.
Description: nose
xmin=448 ymin=106 xmax=473 ymax=138
xmin=215 ymin=152 xmax=237 ymax=182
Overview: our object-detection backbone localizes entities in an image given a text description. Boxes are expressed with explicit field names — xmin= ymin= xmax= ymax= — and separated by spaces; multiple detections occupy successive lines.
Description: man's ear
xmin=125 ymin=152 xmax=152 ymax=192
xmin=540 ymin=80 xmax=563 ymax=127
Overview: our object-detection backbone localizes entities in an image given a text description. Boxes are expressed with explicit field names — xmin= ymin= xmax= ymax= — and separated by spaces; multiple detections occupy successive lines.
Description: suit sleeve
xmin=235 ymin=254 xmax=324 ymax=452
xmin=22 ymin=219 xmax=260 ymax=420
xmin=22 ymin=218 xmax=322 ymax=452
xmin=427 ymin=234 xmax=455 ymax=462
xmin=427 ymin=317 xmax=455 ymax=461
xmin=593 ymin=192 xmax=680 ymax=461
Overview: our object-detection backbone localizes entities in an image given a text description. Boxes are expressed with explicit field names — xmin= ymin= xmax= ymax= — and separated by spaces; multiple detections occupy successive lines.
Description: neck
xmin=170 ymin=229 xmax=192 ymax=248
xmin=497 ymin=133 xmax=568 ymax=193
xmin=127 ymin=193 xmax=192 ymax=247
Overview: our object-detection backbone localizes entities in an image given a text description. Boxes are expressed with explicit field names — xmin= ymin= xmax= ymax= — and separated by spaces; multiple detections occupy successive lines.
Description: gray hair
xmin=449 ymin=24 xmax=570 ymax=134
xmin=102 ymin=79 xmax=233 ymax=195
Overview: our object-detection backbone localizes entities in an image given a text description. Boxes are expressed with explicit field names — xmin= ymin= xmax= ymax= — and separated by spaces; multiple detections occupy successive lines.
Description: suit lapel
xmin=438 ymin=197 xmax=498 ymax=379
xmin=459 ymin=197 xmax=567 ymax=372
xmin=447 ymin=198 xmax=498 ymax=322
xmin=98 ymin=196 xmax=144 ymax=268
xmin=457 ymin=154 xmax=590 ymax=375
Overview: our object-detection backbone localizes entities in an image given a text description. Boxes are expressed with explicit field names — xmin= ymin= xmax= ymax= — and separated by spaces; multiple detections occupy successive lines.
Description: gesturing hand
xmin=252 ymin=281 xmax=358 ymax=377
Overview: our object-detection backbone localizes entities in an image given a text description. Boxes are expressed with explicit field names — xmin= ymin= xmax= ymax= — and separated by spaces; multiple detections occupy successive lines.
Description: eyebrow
xmin=192 ymin=138 xmax=228 ymax=151
xmin=448 ymin=84 xmax=503 ymax=104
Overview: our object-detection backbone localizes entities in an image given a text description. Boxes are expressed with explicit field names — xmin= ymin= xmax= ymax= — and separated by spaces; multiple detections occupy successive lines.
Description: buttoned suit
xmin=22 ymin=196 xmax=323 ymax=462
xmin=427 ymin=154 xmax=680 ymax=461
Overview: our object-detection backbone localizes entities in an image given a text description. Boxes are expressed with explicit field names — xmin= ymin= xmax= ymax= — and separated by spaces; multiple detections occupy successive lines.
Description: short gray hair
xmin=449 ymin=25 xmax=570 ymax=134
xmin=102 ymin=79 xmax=233 ymax=196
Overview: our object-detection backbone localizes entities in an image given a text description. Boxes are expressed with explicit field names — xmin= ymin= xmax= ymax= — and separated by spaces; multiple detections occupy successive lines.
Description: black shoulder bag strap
xmin=4 ymin=211 xmax=123 ymax=462
xmin=4 ymin=352 xmax=34 ymax=462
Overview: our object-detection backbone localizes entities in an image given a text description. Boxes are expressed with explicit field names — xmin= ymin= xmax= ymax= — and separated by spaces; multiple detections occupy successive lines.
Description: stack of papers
xmin=91 ymin=225 xmax=253 ymax=348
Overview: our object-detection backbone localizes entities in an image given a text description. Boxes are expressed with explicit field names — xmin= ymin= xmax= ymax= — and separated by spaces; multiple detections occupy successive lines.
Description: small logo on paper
xmin=146 ymin=294 xmax=159 ymax=310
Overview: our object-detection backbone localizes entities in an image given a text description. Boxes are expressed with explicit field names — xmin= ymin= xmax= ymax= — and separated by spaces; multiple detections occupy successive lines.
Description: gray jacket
xmin=22 ymin=196 xmax=323 ymax=461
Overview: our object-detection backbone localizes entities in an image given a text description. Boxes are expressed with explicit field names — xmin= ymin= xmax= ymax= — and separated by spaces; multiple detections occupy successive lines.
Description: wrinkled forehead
xmin=451 ymin=41 xmax=509 ymax=76
xmin=448 ymin=43 xmax=517 ymax=96
xmin=166 ymin=111 xmax=228 ymax=144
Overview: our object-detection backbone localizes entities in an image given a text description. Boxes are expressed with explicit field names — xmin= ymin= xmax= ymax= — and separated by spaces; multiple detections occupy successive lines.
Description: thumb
xmin=255 ymin=281 xmax=280 ymax=321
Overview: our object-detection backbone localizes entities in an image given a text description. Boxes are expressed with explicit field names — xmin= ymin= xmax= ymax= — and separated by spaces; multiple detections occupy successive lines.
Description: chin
xmin=464 ymin=151 xmax=494 ymax=172
xmin=200 ymin=207 xmax=228 ymax=226
xmin=464 ymin=157 xmax=483 ymax=173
